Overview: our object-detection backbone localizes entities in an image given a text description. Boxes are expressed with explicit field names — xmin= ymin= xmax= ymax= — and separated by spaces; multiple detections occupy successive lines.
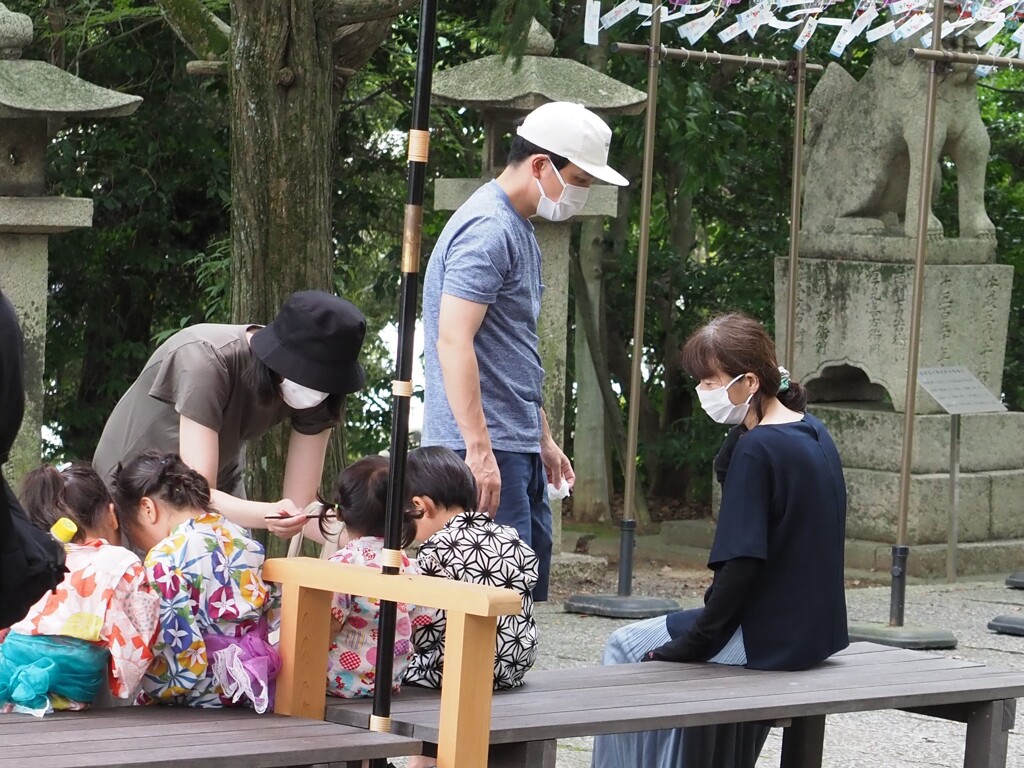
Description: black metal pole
xmin=369 ymin=0 xmax=437 ymax=760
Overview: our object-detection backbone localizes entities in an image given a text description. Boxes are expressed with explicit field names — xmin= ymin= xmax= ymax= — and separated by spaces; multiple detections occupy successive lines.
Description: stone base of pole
xmin=564 ymin=594 xmax=680 ymax=620
xmin=848 ymin=623 xmax=957 ymax=650
xmin=1005 ymin=571 xmax=1024 ymax=589
xmin=988 ymin=615 xmax=1024 ymax=637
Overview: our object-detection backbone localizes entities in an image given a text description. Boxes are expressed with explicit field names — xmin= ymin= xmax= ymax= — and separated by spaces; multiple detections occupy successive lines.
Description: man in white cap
xmin=421 ymin=101 xmax=628 ymax=601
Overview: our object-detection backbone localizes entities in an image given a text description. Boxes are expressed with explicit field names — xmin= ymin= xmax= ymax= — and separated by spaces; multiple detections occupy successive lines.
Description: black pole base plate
xmin=988 ymin=615 xmax=1024 ymax=636
xmin=1006 ymin=571 xmax=1024 ymax=589
xmin=564 ymin=593 xmax=680 ymax=619
xmin=847 ymin=622 xmax=958 ymax=650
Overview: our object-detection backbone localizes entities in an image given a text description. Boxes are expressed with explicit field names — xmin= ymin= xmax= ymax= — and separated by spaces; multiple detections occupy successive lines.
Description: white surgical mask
xmin=696 ymin=374 xmax=753 ymax=425
xmin=535 ymin=163 xmax=590 ymax=222
xmin=280 ymin=378 xmax=329 ymax=410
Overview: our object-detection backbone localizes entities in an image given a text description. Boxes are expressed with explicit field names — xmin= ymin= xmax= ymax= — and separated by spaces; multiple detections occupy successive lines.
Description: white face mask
xmin=535 ymin=163 xmax=590 ymax=222
xmin=280 ymin=378 xmax=329 ymax=410
xmin=696 ymin=374 xmax=753 ymax=425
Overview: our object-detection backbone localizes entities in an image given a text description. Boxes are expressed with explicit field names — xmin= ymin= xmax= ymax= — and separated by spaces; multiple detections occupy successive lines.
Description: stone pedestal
xmin=434 ymin=179 xmax=619 ymax=554
xmin=772 ymin=247 xmax=1024 ymax=577
xmin=774 ymin=256 xmax=1013 ymax=414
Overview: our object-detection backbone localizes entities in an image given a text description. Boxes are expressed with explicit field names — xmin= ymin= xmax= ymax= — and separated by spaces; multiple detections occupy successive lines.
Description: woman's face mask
xmin=535 ymin=163 xmax=589 ymax=222
xmin=696 ymin=374 xmax=753 ymax=425
xmin=280 ymin=378 xmax=329 ymax=410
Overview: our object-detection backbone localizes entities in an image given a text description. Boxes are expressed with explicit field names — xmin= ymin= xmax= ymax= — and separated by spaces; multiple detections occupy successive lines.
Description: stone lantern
xmin=431 ymin=20 xmax=644 ymax=556
xmin=0 ymin=4 xmax=140 ymax=479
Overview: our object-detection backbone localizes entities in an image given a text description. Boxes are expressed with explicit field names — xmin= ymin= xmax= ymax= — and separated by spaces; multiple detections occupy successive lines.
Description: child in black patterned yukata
xmin=403 ymin=446 xmax=539 ymax=768
xmin=404 ymin=445 xmax=538 ymax=691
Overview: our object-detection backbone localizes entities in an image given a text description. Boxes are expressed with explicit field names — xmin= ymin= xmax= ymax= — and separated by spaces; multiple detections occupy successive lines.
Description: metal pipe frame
xmin=909 ymin=47 xmax=1024 ymax=69
xmin=621 ymin=2 xmax=663 ymax=536
xmin=612 ymin=41 xmax=824 ymax=74
xmin=890 ymin=5 xmax=946 ymax=627
xmin=785 ymin=45 xmax=807 ymax=372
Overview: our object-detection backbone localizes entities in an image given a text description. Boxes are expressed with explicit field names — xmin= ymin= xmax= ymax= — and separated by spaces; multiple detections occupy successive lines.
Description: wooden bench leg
xmin=435 ymin=611 xmax=498 ymax=768
xmin=780 ymin=715 xmax=826 ymax=768
xmin=275 ymin=583 xmax=333 ymax=720
xmin=487 ymin=740 xmax=557 ymax=768
xmin=964 ymin=700 xmax=1014 ymax=768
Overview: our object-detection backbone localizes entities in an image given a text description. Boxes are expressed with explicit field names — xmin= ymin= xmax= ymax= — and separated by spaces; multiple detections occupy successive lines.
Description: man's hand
xmin=540 ymin=436 xmax=575 ymax=493
xmin=465 ymin=445 xmax=501 ymax=517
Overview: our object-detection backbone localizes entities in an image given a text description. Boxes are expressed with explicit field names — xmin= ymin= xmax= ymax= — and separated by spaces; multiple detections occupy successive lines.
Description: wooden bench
xmin=324 ymin=642 xmax=1024 ymax=768
xmin=262 ymin=557 xmax=523 ymax=768
xmin=0 ymin=705 xmax=420 ymax=768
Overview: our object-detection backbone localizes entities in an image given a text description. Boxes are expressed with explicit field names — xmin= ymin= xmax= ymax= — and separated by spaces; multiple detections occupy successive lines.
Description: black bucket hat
xmin=250 ymin=291 xmax=367 ymax=395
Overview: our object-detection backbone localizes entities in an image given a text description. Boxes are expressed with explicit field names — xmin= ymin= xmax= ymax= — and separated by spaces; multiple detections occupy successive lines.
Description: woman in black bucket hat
xmin=93 ymin=290 xmax=366 ymax=540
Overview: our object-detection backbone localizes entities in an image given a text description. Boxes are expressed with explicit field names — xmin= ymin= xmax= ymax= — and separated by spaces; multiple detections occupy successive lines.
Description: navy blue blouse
xmin=669 ymin=413 xmax=849 ymax=671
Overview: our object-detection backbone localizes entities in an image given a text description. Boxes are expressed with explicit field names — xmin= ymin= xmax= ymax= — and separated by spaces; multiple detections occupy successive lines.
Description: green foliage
xmin=14 ymin=1 xmax=231 ymax=460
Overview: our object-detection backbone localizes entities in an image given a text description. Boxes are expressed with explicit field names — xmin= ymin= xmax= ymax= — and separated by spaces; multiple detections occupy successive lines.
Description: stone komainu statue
xmin=801 ymin=35 xmax=996 ymax=241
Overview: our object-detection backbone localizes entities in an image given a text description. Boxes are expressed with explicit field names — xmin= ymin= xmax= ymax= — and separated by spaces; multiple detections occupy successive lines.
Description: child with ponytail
xmin=0 ymin=464 xmax=158 ymax=715
xmin=112 ymin=451 xmax=279 ymax=711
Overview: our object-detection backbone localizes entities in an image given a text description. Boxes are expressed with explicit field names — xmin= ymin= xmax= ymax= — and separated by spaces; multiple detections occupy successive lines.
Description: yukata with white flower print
xmin=403 ymin=511 xmax=538 ymax=691
xmin=141 ymin=512 xmax=279 ymax=709
xmin=326 ymin=536 xmax=419 ymax=698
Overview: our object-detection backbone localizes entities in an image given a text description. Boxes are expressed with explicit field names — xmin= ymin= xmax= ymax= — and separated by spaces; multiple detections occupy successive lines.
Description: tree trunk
xmin=230 ymin=0 xmax=336 ymax=556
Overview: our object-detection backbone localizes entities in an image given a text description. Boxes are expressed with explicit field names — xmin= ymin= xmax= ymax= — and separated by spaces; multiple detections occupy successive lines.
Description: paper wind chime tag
xmin=830 ymin=4 xmax=879 ymax=55
xmin=678 ymin=9 xmax=720 ymax=43
xmin=584 ymin=0 xmax=602 ymax=44
xmin=976 ymin=41 xmax=1005 ymax=75
xmin=601 ymin=0 xmax=642 ymax=28
xmin=974 ymin=19 xmax=1005 ymax=46
xmin=865 ymin=19 xmax=896 ymax=39
xmin=892 ymin=12 xmax=932 ymax=40
xmin=794 ymin=15 xmax=820 ymax=47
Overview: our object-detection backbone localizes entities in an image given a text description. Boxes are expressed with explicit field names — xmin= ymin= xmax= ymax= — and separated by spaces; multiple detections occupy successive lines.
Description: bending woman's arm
xmin=178 ymin=416 xmax=306 ymax=537
xmin=644 ymin=557 xmax=762 ymax=663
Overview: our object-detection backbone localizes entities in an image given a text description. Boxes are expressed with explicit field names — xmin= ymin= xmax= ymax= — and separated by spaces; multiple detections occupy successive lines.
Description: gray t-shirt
xmin=422 ymin=181 xmax=544 ymax=454
xmin=92 ymin=324 xmax=337 ymax=495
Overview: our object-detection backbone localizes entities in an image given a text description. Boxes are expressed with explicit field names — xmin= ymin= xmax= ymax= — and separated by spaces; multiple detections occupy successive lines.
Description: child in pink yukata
xmin=0 ymin=464 xmax=158 ymax=715
xmin=319 ymin=455 xmax=420 ymax=699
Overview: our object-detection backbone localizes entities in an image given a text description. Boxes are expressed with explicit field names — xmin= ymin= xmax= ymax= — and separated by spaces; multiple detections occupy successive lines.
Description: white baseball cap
xmin=516 ymin=102 xmax=629 ymax=187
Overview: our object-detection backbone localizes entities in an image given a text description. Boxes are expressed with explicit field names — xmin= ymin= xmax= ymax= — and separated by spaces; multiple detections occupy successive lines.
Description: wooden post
xmin=274 ymin=581 xmax=333 ymax=720
xmin=435 ymin=612 xmax=499 ymax=768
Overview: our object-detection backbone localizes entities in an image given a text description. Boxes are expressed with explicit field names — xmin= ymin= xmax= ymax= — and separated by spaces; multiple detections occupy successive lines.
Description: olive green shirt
xmin=93 ymin=324 xmax=336 ymax=495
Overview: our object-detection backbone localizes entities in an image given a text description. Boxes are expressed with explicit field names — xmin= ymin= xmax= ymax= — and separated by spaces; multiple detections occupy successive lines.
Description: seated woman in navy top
xmin=592 ymin=311 xmax=848 ymax=768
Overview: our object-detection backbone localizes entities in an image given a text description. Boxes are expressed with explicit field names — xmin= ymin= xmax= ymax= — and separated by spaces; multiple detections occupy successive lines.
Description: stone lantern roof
xmin=0 ymin=4 xmax=140 ymax=119
xmin=432 ymin=19 xmax=645 ymax=116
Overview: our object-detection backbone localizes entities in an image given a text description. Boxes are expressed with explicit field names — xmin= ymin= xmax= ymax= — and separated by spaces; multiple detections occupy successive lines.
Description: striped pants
xmin=591 ymin=611 xmax=767 ymax=768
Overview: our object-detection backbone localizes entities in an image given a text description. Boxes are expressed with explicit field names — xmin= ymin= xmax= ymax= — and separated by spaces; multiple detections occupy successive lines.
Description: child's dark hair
xmin=314 ymin=455 xmax=416 ymax=548
xmin=20 ymin=463 xmax=112 ymax=543
xmin=405 ymin=446 xmax=477 ymax=514
xmin=507 ymin=117 xmax=570 ymax=170
xmin=112 ymin=452 xmax=213 ymax=532
xmin=680 ymin=312 xmax=808 ymax=421
xmin=243 ymin=342 xmax=342 ymax=420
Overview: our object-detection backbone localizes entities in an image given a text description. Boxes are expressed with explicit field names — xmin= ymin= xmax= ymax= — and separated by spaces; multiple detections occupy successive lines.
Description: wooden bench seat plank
xmin=0 ymin=707 xmax=261 ymax=729
xmin=7 ymin=731 xmax=422 ymax=768
xmin=0 ymin=713 xmax=317 ymax=744
xmin=326 ymin=656 xmax=992 ymax=730
xmin=361 ymin=666 xmax=1024 ymax=744
xmin=325 ymin=649 xmax=979 ymax=726
xmin=0 ymin=707 xmax=422 ymax=768
xmin=1 ymin=720 xmax=394 ymax=758
xmin=465 ymin=674 xmax=1024 ymax=743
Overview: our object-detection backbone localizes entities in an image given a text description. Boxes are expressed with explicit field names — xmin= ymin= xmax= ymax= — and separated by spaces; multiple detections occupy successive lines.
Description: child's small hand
xmin=265 ymin=500 xmax=306 ymax=538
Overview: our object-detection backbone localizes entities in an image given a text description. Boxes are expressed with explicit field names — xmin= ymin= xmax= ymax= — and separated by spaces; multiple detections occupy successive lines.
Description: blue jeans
xmin=457 ymin=449 xmax=553 ymax=601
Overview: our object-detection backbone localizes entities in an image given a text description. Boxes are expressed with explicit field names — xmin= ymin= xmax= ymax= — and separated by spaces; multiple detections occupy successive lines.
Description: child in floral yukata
xmin=316 ymin=455 xmax=419 ymax=699
xmin=0 ymin=464 xmax=159 ymax=716
xmin=112 ymin=452 xmax=279 ymax=711
xmin=403 ymin=446 xmax=539 ymax=689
